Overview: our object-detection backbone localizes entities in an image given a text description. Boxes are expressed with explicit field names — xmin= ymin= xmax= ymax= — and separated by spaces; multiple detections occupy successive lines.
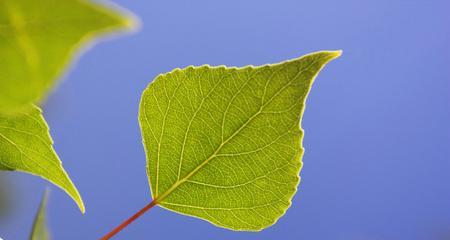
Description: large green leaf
xmin=0 ymin=0 xmax=137 ymax=112
xmin=0 ymin=105 xmax=84 ymax=212
xmin=139 ymin=51 xmax=341 ymax=230
xmin=30 ymin=190 xmax=50 ymax=240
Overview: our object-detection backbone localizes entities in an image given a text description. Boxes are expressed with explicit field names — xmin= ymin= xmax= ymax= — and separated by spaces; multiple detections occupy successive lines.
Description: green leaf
xmin=0 ymin=0 xmax=138 ymax=112
xmin=30 ymin=190 xmax=50 ymax=240
xmin=139 ymin=51 xmax=341 ymax=230
xmin=0 ymin=174 xmax=13 ymax=217
xmin=0 ymin=105 xmax=84 ymax=213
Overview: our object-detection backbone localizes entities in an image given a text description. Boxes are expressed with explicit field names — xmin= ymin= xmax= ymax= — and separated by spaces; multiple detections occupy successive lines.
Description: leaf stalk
xmin=100 ymin=199 xmax=158 ymax=240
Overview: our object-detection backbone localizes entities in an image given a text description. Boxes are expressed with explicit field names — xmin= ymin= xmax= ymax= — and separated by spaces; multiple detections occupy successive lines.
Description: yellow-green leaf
xmin=139 ymin=51 xmax=341 ymax=230
xmin=30 ymin=190 xmax=50 ymax=240
xmin=0 ymin=0 xmax=137 ymax=112
xmin=0 ymin=105 xmax=84 ymax=213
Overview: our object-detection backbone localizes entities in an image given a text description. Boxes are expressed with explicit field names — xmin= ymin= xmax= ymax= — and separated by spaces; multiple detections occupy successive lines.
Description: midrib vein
xmin=154 ymin=105 xmax=263 ymax=203
xmin=153 ymin=58 xmax=320 ymax=204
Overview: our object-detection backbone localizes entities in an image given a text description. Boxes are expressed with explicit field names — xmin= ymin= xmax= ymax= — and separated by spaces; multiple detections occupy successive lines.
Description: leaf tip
xmin=70 ymin=188 xmax=86 ymax=214
xmin=121 ymin=13 xmax=142 ymax=33
xmin=78 ymin=200 xmax=86 ymax=214
xmin=317 ymin=49 xmax=342 ymax=61
xmin=330 ymin=49 xmax=343 ymax=59
xmin=30 ymin=189 xmax=51 ymax=240
xmin=58 ymin=182 xmax=85 ymax=214
xmin=98 ymin=0 xmax=142 ymax=33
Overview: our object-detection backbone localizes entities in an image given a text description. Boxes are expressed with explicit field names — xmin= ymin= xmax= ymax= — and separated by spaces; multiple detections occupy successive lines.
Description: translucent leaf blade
xmin=139 ymin=51 xmax=341 ymax=230
xmin=0 ymin=105 xmax=84 ymax=213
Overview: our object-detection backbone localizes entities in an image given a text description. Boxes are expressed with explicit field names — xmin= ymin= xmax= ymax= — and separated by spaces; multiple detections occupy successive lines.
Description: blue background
xmin=1 ymin=0 xmax=449 ymax=239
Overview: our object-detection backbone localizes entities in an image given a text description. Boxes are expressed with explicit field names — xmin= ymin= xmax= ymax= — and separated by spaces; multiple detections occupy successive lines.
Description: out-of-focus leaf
xmin=0 ymin=173 xmax=13 ymax=218
xmin=0 ymin=0 xmax=138 ymax=112
xmin=30 ymin=190 xmax=50 ymax=240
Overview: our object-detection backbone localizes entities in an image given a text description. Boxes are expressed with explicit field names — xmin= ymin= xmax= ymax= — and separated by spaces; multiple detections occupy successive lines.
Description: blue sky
xmin=1 ymin=0 xmax=449 ymax=239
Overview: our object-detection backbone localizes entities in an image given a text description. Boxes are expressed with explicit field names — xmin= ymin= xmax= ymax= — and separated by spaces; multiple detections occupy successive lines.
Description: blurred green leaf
xmin=30 ymin=190 xmax=50 ymax=240
xmin=139 ymin=51 xmax=341 ymax=230
xmin=0 ymin=105 xmax=84 ymax=212
xmin=0 ymin=0 xmax=139 ymax=213
xmin=0 ymin=173 xmax=13 ymax=218
xmin=0 ymin=0 xmax=137 ymax=112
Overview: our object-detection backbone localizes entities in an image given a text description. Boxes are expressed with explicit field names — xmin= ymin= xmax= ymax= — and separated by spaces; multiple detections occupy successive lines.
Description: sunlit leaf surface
xmin=0 ymin=106 xmax=84 ymax=212
xmin=139 ymin=51 xmax=341 ymax=230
